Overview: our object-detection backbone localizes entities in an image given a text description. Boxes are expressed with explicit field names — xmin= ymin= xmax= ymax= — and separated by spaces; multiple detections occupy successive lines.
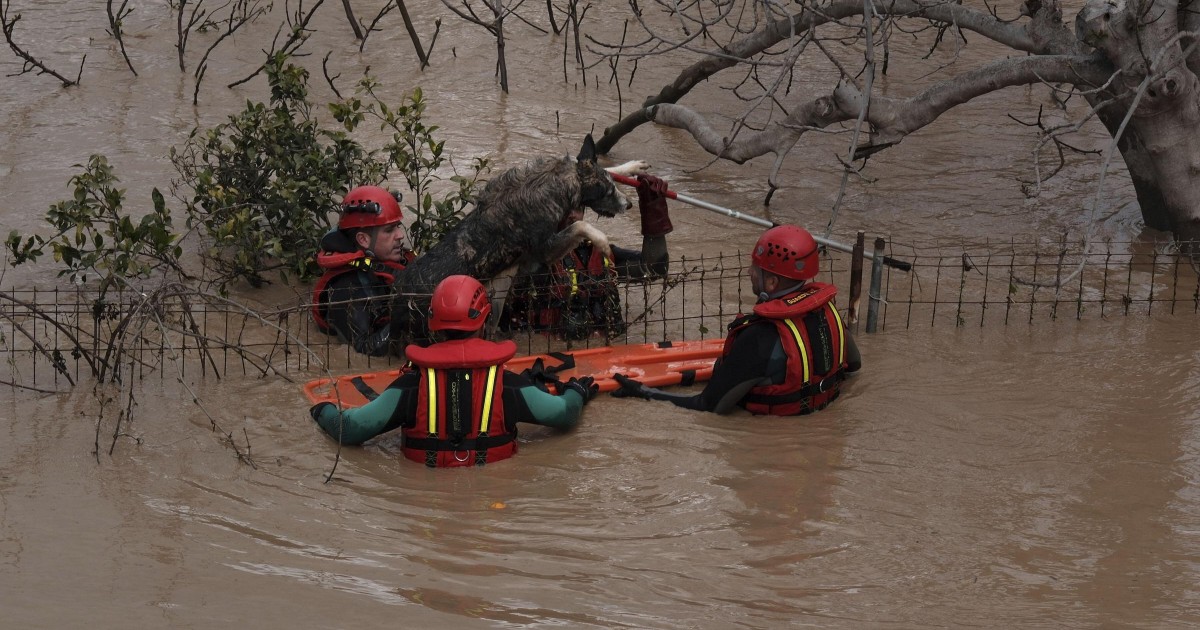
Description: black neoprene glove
xmin=562 ymin=376 xmax=599 ymax=403
xmin=610 ymin=373 xmax=652 ymax=399
xmin=636 ymin=174 xmax=673 ymax=237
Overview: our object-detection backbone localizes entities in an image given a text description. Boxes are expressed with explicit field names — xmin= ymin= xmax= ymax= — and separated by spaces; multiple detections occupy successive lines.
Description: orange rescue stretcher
xmin=302 ymin=338 xmax=725 ymax=408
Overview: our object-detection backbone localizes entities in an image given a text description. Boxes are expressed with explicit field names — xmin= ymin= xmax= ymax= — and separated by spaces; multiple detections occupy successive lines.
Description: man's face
xmin=748 ymin=265 xmax=766 ymax=295
xmin=359 ymin=222 xmax=406 ymax=262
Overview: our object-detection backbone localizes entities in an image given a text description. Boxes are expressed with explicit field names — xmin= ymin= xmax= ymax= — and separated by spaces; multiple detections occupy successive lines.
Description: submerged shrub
xmin=171 ymin=53 xmax=384 ymax=290
xmin=5 ymin=155 xmax=183 ymax=298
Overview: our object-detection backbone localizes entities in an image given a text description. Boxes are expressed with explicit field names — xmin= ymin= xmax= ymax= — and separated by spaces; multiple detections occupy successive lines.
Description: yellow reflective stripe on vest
xmin=567 ymin=268 xmax=579 ymax=297
xmin=478 ymin=365 xmax=499 ymax=433
xmin=425 ymin=368 xmax=437 ymax=435
xmin=829 ymin=304 xmax=846 ymax=366
xmin=782 ymin=318 xmax=810 ymax=383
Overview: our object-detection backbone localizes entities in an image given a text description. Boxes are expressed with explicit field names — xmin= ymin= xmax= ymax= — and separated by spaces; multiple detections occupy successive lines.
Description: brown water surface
xmin=2 ymin=3 xmax=1197 ymax=628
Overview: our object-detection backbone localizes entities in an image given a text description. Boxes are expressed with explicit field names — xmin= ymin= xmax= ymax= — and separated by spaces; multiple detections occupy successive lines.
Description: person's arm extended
xmin=326 ymin=277 xmax=392 ymax=357
xmin=612 ymin=238 xmax=669 ymax=280
xmin=614 ymin=323 xmax=778 ymax=414
xmin=503 ymin=372 xmax=585 ymax=430
xmin=639 ymin=377 xmax=765 ymax=414
xmin=309 ymin=373 xmax=417 ymax=444
xmin=612 ymin=173 xmax=673 ymax=280
xmin=352 ymin=324 xmax=393 ymax=357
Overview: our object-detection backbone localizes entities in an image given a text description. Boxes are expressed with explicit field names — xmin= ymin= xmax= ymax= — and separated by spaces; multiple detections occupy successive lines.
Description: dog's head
xmin=576 ymin=134 xmax=631 ymax=218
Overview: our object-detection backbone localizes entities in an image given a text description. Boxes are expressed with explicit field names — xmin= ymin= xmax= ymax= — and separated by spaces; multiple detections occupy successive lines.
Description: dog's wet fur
xmin=390 ymin=134 xmax=639 ymax=344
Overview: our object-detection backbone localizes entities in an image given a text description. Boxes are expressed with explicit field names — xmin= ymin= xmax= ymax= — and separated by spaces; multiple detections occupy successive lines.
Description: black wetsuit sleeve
xmin=647 ymin=323 xmax=779 ymax=414
xmin=324 ymin=272 xmax=393 ymax=357
xmin=610 ymin=244 xmax=644 ymax=279
xmin=611 ymin=235 xmax=669 ymax=280
xmin=844 ymin=329 xmax=863 ymax=373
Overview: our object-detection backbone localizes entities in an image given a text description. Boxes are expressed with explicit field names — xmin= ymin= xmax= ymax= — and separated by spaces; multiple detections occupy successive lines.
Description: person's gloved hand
xmin=610 ymin=373 xmax=652 ymax=399
xmin=636 ymin=174 xmax=673 ymax=237
xmin=562 ymin=376 xmax=599 ymax=403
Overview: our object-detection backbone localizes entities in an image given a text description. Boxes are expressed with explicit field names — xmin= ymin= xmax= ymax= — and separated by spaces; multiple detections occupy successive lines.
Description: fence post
xmin=848 ymin=231 xmax=865 ymax=324
xmin=866 ymin=237 xmax=886 ymax=333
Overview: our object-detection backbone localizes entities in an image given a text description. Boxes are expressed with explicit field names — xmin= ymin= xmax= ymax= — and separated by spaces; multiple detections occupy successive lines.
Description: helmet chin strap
xmin=361 ymin=236 xmax=380 ymax=263
xmin=758 ymin=281 xmax=806 ymax=303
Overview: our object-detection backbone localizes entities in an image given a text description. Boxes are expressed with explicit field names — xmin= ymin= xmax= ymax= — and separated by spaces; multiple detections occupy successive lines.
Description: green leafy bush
xmin=5 ymin=155 xmax=182 ymax=297
xmin=8 ymin=54 xmax=487 ymax=295
xmin=330 ymin=81 xmax=491 ymax=254
xmin=171 ymin=54 xmax=384 ymax=289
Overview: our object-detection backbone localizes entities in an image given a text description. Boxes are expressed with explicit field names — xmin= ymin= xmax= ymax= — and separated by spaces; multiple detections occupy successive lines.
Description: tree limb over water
xmin=229 ymin=0 xmax=326 ymax=89
xmin=0 ymin=0 xmax=83 ymax=86
xmin=645 ymin=55 xmax=1113 ymax=165
xmin=596 ymin=0 xmax=1200 ymax=248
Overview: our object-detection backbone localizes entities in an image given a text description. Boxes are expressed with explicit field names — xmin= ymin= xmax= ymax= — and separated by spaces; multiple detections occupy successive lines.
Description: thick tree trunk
xmin=1124 ymin=103 xmax=1200 ymax=242
xmin=1077 ymin=0 xmax=1200 ymax=243
xmin=1096 ymin=116 xmax=1172 ymax=231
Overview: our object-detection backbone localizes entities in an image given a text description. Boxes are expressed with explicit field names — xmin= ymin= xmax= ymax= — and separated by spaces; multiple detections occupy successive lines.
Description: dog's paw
xmin=591 ymin=232 xmax=613 ymax=262
xmin=573 ymin=221 xmax=613 ymax=261
xmin=607 ymin=160 xmax=651 ymax=177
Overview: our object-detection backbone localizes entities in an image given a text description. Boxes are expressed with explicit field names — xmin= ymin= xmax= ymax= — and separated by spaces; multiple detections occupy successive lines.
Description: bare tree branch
xmin=1 ymin=0 xmax=83 ymax=86
xmin=644 ymin=55 xmax=1114 ymax=171
xmin=229 ymin=0 xmax=327 ymax=89
xmin=596 ymin=0 xmax=1042 ymax=152
xmin=824 ymin=0 xmax=879 ymax=231
xmin=545 ymin=0 xmax=561 ymax=34
xmin=176 ymin=0 xmax=206 ymax=73
xmin=397 ymin=0 xmax=438 ymax=69
xmin=341 ymin=0 xmax=364 ymax=39
xmin=359 ymin=1 xmax=396 ymax=51
xmin=192 ymin=0 xmax=271 ymax=104
xmin=440 ymin=0 xmax=534 ymax=92
xmin=105 ymin=0 xmax=137 ymax=76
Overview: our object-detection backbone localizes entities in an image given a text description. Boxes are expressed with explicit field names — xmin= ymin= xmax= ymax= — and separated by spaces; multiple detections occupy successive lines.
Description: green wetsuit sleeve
xmin=311 ymin=387 xmax=408 ymax=445
xmin=503 ymin=372 xmax=583 ymax=430
xmin=519 ymin=388 xmax=584 ymax=429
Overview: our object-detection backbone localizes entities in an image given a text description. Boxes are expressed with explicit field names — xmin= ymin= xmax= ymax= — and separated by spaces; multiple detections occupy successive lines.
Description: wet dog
xmin=390 ymin=134 xmax=647 ymax=343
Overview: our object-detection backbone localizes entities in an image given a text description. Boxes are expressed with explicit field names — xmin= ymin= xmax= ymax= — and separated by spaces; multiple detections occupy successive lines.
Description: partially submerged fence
xmin=3 ymin=237 xmax=1197 ymax=391
xmin=878 ymin=236 xmax=1200 ymax=328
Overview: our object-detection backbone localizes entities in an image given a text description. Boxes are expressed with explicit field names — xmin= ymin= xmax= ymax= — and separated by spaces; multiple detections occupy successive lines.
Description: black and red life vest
xmin=724 ymin=282 xmax=848 ymax=416
xmin=311 ymin=249 xmax=411 ymax=335
xmin=508 ymin=243 xmax=623 ymax=338
xmin=400 ymin=338 xmax=519 ymax=468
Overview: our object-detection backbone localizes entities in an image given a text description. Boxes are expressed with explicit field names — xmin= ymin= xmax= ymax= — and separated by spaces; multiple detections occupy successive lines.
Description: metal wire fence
xmin=3 ymin=238 xmax=1197 ymax=390
xmin=880 ymin=237 xmax=1200 ymax=328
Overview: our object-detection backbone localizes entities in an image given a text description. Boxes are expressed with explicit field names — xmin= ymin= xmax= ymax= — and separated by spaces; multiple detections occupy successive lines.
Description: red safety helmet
xmin=751 ymin=225 xmax=819 ymax=281
xmin=337 ymin=185 xmax=403 ymax=230
xmin=429 ymin=275 xmax=492 ymax=332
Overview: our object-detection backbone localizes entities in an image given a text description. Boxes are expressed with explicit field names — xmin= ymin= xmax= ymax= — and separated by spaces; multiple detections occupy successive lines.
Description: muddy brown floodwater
xmin=2 ymin=2 xmax=1199 ymax=628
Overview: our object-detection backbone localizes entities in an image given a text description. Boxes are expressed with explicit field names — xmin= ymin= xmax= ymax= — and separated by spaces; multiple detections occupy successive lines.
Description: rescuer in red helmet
xmin=311 ymin=185 xmax=416 ymax=356
xmin=310 ymin=275 xmax=597 ymax=467
xmin=611 ymin=224 xmax=861 ymax=415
